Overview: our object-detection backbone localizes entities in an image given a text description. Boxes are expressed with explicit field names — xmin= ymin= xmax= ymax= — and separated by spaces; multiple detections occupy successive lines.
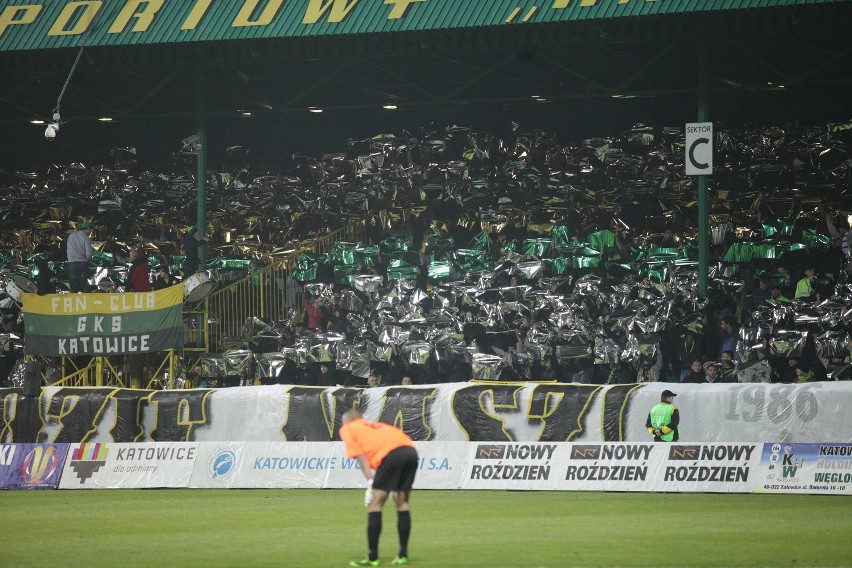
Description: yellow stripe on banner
xmin=22 ymin=284 xmax=184 ymax=316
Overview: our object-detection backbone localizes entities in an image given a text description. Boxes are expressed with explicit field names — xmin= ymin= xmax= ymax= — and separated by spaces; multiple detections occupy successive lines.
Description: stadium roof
xmin=0 ymin=0 xmax=845 ymax=52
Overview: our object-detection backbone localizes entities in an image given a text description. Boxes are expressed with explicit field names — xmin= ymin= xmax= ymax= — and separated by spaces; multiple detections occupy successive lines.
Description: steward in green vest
xmin=646 ymin=390 xmax=680 ymax=442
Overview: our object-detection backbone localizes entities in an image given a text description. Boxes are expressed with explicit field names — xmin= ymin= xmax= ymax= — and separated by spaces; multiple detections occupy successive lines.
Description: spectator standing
xmin=35 ymin=257 xmax=56 ymax=295
xmin=646 ymin=389 xmax=680 ymax=442
xmin=540 ymin=355 xmax=561 ymax=381
xmin=748 ymin=278 xmax=771 ymax=313
xmin=302 ymin=294 xmax=327 ymax=331
xmin=718 ymin=317 xmax=738 ymax=361
xmin=381 ymin=356 xmax=405 ymax=386
xmin=315 ymin=362 xmax=336 ymax=387
xmin=795 ymin=266 xmax=817 ymax=300
xmin=702 ymin=313 xmax=720 ymax=362
xmin=153 ymin=263 xmax=173 ymax=290
xmin=182 ymin=226 xmax=207 ymax=278
xmin=777 ymin=267 xmax=797 ymax=299
xmin=330 ymin=307 xmax=349 ymax=335
xmin=128 ymin=249 xmax=152 ymax=292
xmin=67 ymin=221 xmax=93 ymax=293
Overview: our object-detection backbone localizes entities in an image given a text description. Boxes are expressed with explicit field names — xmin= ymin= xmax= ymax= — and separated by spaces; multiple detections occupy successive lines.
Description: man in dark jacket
xmin=681 ymin=359 xmax=706 ymax=383
xmin=748 ymin=278 xmax=771 ymax=312
xmin=35 ymin=257 xmax=56 ymax=295
xmin=182 ymin=226 xmax=206 ymax=278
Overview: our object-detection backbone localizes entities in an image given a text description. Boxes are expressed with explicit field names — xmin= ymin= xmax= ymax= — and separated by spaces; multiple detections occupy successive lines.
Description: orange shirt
xmin=339 ymin=418 xmax=415 ymax=470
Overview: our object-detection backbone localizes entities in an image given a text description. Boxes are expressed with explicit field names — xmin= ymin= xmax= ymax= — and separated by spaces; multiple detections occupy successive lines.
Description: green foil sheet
xmin=543 ymin=257 xmax=571 ymax=275
xmin=379 ymin=236 xmax=411 ymax=254
xmin=331 ymin=243 xmax=357 ymax=266
xmin=550 ymin=225 xmax=571 ymax=248
xmin=468 ymin=231 xmax=492 ymax=251
xmin=91 ymin=250 xmax=113 ymax=266
xmin=453 ymin=248 xmax=485 ymax=270
xmin=572 ymin=256 xmax=599 ymax=268
xmin=587 ymin=229 xmax=616 ymax=252
xmin=387 ymin=266 xmax=419 ymax=281
xmin=521 ymin=238 xmax=552 ymax=258
xmin=762 ymin=219 xmax=793 ymax=238
xmin=802 ymin=229 xmax=831 ymax=251
xmin=334 ymin=264 xmax=358 ymax=285
xmin=427 ymin=260 xmax=460 ymax=282
xmin=354 ymin=244 xmax=380 ymax=268
xmin=424 ymin=234 xmax=454 ymax=256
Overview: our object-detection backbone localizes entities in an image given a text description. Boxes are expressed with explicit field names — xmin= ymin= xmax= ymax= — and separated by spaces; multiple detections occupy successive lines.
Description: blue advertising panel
xmin=0 ymin=443 xmax=69 ymax=489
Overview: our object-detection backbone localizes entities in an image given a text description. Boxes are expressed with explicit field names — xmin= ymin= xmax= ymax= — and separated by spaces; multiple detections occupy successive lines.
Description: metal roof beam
xmin=797 ymin=43 xmax=852 ymax=83
xmin=725 ymin=36 xmax=792 ymax=84
xmin=123 ymin=67 xmax=184 ymax=115
xmin=441 ymin=51 xmax=519 ymax=101
xmin=362 ymin=58 xmax=440 ymax=101
xmin=281 ymin=59 xmax=354 ymax=108
xmin=534 ymin=50 xmax=609 ymax=94
xmin=615 ymin=38 xmax=682 ymax=93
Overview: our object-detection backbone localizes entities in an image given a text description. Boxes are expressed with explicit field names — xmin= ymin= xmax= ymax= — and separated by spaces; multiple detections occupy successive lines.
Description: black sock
xmin=367 ymin=512 xmax=382 ymax=561
xmin=397 ymin=510 xmax=411 ymax=558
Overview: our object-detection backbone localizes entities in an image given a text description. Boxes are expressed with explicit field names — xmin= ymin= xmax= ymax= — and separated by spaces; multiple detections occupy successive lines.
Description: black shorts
xmin=372 ymin=446 xmax=418 ymax=492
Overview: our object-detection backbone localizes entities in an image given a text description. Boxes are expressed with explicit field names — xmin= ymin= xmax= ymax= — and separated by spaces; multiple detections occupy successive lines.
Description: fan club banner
xmin=0 ymin=443 xmax=68 ymax=489
xmin=2 ymin=382 xmax=852 ymax=446
xmin=22 ymin=285 xmax=184 ymax=356
xmin=755 ymin=442 xmax=852 ymax=495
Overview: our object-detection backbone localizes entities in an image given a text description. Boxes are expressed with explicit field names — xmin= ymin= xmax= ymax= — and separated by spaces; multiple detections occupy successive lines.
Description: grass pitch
xmin=1 ymin=490 xmax=849 ymax=567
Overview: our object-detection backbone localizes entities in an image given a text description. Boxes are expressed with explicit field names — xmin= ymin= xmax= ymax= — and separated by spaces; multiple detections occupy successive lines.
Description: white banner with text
xmin=48 ymin=441 xmax=851 ymax=494
xmin=461 ymin=442 xmax=759 ymax=493
xmin=188 ymin=442 xmax=467 ymax=490
xmin=58 ymin=442 xmax=198 ymax=489
xmin=10 ymin=382 xmax=851 ymax=446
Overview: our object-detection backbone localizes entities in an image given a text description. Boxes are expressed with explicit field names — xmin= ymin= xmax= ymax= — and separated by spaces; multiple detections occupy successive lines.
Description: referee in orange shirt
xmin=340 ymin=409 xmax=418 ymax=567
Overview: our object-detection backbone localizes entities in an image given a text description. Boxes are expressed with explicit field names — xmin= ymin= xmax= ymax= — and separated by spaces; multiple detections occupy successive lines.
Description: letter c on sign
xmin=689 ymin=137 xmax=710 ymax=170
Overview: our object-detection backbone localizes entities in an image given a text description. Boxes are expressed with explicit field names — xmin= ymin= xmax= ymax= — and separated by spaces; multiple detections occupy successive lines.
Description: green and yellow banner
xmin=23 ymin=285 xmax=184 ymax=356
xmin=1 ymin=0 xmax=839 ymax=53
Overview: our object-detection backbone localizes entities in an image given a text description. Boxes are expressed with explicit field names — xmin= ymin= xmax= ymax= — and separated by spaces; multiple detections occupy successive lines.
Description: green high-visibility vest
xmin=650 ymin=403 xmax=676 ymax=442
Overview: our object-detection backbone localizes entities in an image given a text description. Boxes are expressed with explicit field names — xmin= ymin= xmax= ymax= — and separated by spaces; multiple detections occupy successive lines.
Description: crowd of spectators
xmin=1 ymin=120 xmax=851 ymax=388
xmin=245 ymin=215 xmax=849 ymax=388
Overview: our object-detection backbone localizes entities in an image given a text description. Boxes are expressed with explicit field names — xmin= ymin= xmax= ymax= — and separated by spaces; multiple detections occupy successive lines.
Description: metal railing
xmin=47 ymin=350 xmax=178 ymax=389
xmin=36 ymin=217 xmax=366 ymax=388
xmin=206 ymin=218 xmax=366 ymax=351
